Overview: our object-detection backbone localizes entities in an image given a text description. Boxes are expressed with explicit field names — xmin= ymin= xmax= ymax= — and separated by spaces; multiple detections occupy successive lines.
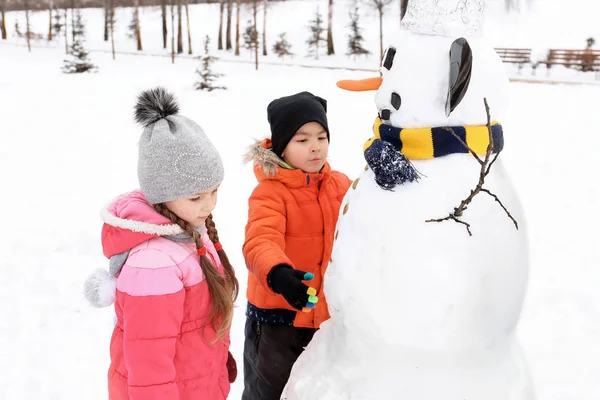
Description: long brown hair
xmin=154 ymin=203 xmax=239 ymax=340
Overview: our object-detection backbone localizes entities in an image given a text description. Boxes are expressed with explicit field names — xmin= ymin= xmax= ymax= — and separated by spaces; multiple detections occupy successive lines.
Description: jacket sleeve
xmin=243 ymin=182 xmax=293 ymax=291
xmin=117 ymin=248 xmax=185 ymax=400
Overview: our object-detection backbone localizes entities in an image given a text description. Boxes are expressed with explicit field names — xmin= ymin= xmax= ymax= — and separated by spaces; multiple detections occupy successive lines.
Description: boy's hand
xmin=267 ymin=264 xmax=318 ymax=312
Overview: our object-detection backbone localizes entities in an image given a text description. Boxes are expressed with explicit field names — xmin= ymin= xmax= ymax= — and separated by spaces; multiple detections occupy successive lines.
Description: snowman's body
xmin=282 ymin=4 xmax=534 ymax=399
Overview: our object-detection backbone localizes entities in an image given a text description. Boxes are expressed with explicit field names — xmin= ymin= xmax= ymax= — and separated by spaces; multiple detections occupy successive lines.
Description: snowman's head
xmin=338 ymin=0 xmax=509 ymax=128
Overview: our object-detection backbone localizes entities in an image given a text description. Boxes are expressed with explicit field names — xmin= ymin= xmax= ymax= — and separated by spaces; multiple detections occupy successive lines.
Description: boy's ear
xmin=317 ymin=96 xmax=327 ymax=112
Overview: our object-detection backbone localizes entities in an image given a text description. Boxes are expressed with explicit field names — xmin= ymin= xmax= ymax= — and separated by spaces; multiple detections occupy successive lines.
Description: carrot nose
xmin=336 ymin=77 xmax=383 ymax=92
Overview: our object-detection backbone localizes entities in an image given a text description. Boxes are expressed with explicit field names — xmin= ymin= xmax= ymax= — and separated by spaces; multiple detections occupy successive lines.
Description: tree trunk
xmin=0 ymin=0 xmax=7 ymax=40
xmin=161 ymin=0 xmax=167 ymax=49
xmin=225 ymin=0 xmax=232 ymax=50
xmin=48 ymin=0 xmax=53 ymax=40
xmin=134 ymin=0 xmax=142 ymax=51
xmin=379 ymin=6 xmax=383 ymax=64
xmin=185 ymin=0 xmax=192 ymax=54
xmin=25 ymin=0 xmax=31 ymax=52
xmin=262 ymin=0 xmax=267 ymax=56
xmin=1 ymin=0 xmax=7 ymax=40
xmin=234 ymin=0 xmax=240 ymax=55
xmin=253 ymin=0 xmax=258 ymax=69
xmin=177 ymin=0 xmax=183 ymax=53
xmin=217 ymin=0 xmax=224 ymax=50
xmin=171 ymin=3 xmax=175 ymax=63
xmin=104 ymin=1 xmax=109 ymax=41
xmin=327 ymin=0 xmax=334 ymax=55
xmin=64 ymin=8 xmax=69 ymax=54
xmin=400 ymin=0 xmax=408 ymax=21
xmin=71 ymin=0 xmax=76 ymax=43
xmin=110 ymin=0 xmax=115 ymax=60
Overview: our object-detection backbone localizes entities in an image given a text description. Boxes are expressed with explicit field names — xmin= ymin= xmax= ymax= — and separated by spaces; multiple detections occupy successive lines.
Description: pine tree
xmin=306 ymin=8 xmax=325 ymax=60
xmin=53 ymin=8 xmax=63 ymax=37
xmin=243 ymin=19 xmax=257 ymax=53
xmin=346 ymin=7 xmax=370 ymax=58
xmin=586 ymin=37 xmax=596 ymax=49
xmin=62 ymin=10 xmax=96 ymax=73
xmin=195 ymin=35 xmax=226 ymax=91
xmin=273 ymin=32 xmax=293 ymax=59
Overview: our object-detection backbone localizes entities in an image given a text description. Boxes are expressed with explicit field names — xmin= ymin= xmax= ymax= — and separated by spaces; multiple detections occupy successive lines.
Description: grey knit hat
xmin=134 ymin=87 xmax=224 ymax=204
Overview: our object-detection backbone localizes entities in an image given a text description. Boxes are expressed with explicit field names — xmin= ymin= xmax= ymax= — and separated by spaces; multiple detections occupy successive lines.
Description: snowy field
xmin=1 ymin=0 xmax=600 ymax=399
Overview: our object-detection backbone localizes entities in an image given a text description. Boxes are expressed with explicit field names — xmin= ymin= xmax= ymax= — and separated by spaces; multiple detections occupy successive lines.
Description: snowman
xmin=282 ymin=0 xmax=534 ymax=399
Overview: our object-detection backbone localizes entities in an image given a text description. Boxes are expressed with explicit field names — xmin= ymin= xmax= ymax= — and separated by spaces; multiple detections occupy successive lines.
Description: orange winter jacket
xmin=243 ymin=139 xmax=351 ymax=328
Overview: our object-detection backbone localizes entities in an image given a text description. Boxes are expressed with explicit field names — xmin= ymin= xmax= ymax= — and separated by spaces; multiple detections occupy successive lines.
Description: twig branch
xmin=480 ymin=189 xmax=519 ymax=229
xmin=426 ymin=98 xmax=519 ymax=236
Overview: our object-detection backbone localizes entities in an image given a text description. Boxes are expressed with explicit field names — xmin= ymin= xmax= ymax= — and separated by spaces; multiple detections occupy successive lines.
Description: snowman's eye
xmin=382 ymin=47 xmax=396 ymax=70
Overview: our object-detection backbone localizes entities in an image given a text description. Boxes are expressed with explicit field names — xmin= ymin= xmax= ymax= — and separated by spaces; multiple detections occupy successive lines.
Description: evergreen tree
xmin=346 ymin=7 xmax=370 ymax=58
xmin=242 ymin=19 xmax=257 ymax=53
xmin=62 ymin=10 xmax=96 ymax=74
xmin=273 ymin=32 xmax=293 ymax=59
xmin=306 ymin=8 xmax=325 ymax=60
xmin=195 ymin=35 xmax=225 ymax=91
xmin=586 ymin=37 xmax=596 ymax=49
xmin=53 ymin=8 xmax=63 ymax=36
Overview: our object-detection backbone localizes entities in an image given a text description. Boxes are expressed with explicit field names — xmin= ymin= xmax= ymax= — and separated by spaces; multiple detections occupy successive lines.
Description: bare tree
xmin=25 ymin=0 xmax=31 ymax=51
xmin=109 ymin=0 xmax=115 ymax=59
xmin=64 ymin=8 xmax=69 ymax=54
xmin=103 ymin=0 xmax=109 ymax=41
xmin=226 ymin=0 xmax=232 ymax=50
xmin=1 ymin=0 xmax=7 ymax=40
xmin=400 ymin=0 xmax=408 ymax=22
xmin=134 ymin=0 xmax=142 ymax=50
xmin=253 ymin=0 xmax=258 ymax=69
xmin=171 ymin=3 xmax=175 ymax=63
xmin=161 ymin=0 xmax=167 ymax=48
xmin=48 ymin=0 xmax=53 ymax=40
xmin=218 ymin=0 xmax=224 ymax=50
xmin=370 ymin=0 xmax=392 ymax=63
xmin=327 ymin=0 xmax=334 ymax=55
xmin=177 ymin=0 xmax=183 ymax=53
xmin=71 ymin=0 xmax=76 ymax=43
xmin=185 ymin=0 xmax=192 ymax=54
xmin=262 ymin=0 xmax=267 ymax=56
xmin=235 ymin=0 xmax=240 ymax=55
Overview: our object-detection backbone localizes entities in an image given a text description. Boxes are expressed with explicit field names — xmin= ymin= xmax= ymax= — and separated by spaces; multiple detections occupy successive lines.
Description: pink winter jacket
xmin=101 ymin=191 xmax=230 ymax=400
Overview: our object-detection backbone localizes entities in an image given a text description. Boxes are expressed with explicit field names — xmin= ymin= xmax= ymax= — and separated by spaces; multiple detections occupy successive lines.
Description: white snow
xmin=1 ymin=1 xmax=599 ymax=399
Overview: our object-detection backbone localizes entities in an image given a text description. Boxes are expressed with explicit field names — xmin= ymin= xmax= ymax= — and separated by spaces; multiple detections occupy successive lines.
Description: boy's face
xmin=165 ymin=185 xmax=219 ymax=228
xmin=282 ymin=121 xmax=329 ymax=173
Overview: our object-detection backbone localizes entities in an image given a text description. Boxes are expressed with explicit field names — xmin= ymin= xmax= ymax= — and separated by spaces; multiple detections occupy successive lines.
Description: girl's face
xmin=165 ymin=185 xmax=219 ymax=228
xmin=282 ymin=121 xmax=329 ymax=173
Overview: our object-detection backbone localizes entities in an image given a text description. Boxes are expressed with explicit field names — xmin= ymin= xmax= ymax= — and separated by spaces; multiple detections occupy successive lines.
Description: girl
xmin=84 ymin=87 xmax=239 ymax=400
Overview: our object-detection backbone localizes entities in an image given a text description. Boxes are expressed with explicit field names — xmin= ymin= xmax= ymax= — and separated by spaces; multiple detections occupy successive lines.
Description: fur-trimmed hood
xmin=242 ymin=138 xmax=282 ymax=178
xmin=243 ymin=138 xmax=332 ymax=188
xmin=86 ymin=190 xmax=193 ymax=308
xmin=100 ymin=190 xmax=184 ymax=259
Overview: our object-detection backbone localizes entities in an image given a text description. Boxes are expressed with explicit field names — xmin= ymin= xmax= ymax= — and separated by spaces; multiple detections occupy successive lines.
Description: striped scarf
xmin=365 ymin=117 xmax=504 ymax=160
xmin=363 ymin=118 xmax=504 ymax=190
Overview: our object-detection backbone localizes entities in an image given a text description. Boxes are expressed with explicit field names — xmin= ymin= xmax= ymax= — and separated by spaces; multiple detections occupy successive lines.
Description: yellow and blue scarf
xmin=364 ymin=117 xmax=504 ymax=190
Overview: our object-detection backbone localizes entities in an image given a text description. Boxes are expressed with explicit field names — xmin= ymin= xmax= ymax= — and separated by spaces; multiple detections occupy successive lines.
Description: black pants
xmin=242 ymin=318 xmax=316 ymax=400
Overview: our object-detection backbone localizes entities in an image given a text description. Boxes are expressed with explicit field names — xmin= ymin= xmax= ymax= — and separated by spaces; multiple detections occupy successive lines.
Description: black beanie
xmin=267 ymin=91 xmax=330 ymax=157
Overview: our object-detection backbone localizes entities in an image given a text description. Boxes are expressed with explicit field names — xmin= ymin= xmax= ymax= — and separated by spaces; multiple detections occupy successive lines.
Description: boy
xmin=242 ymin=92 xmax=351 ymax=400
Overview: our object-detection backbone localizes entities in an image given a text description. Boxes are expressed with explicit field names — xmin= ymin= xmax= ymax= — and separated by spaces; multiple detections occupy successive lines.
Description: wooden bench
xmin=494 ymin=48 xmax=532 ymax=73
xmin=534 ymin=49 xmax=600 ymax=75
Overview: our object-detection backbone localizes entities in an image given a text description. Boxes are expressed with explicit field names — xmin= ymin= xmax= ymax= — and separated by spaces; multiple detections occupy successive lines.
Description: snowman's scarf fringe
xmin=363 ymin=118 xmax=504 ymax=190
